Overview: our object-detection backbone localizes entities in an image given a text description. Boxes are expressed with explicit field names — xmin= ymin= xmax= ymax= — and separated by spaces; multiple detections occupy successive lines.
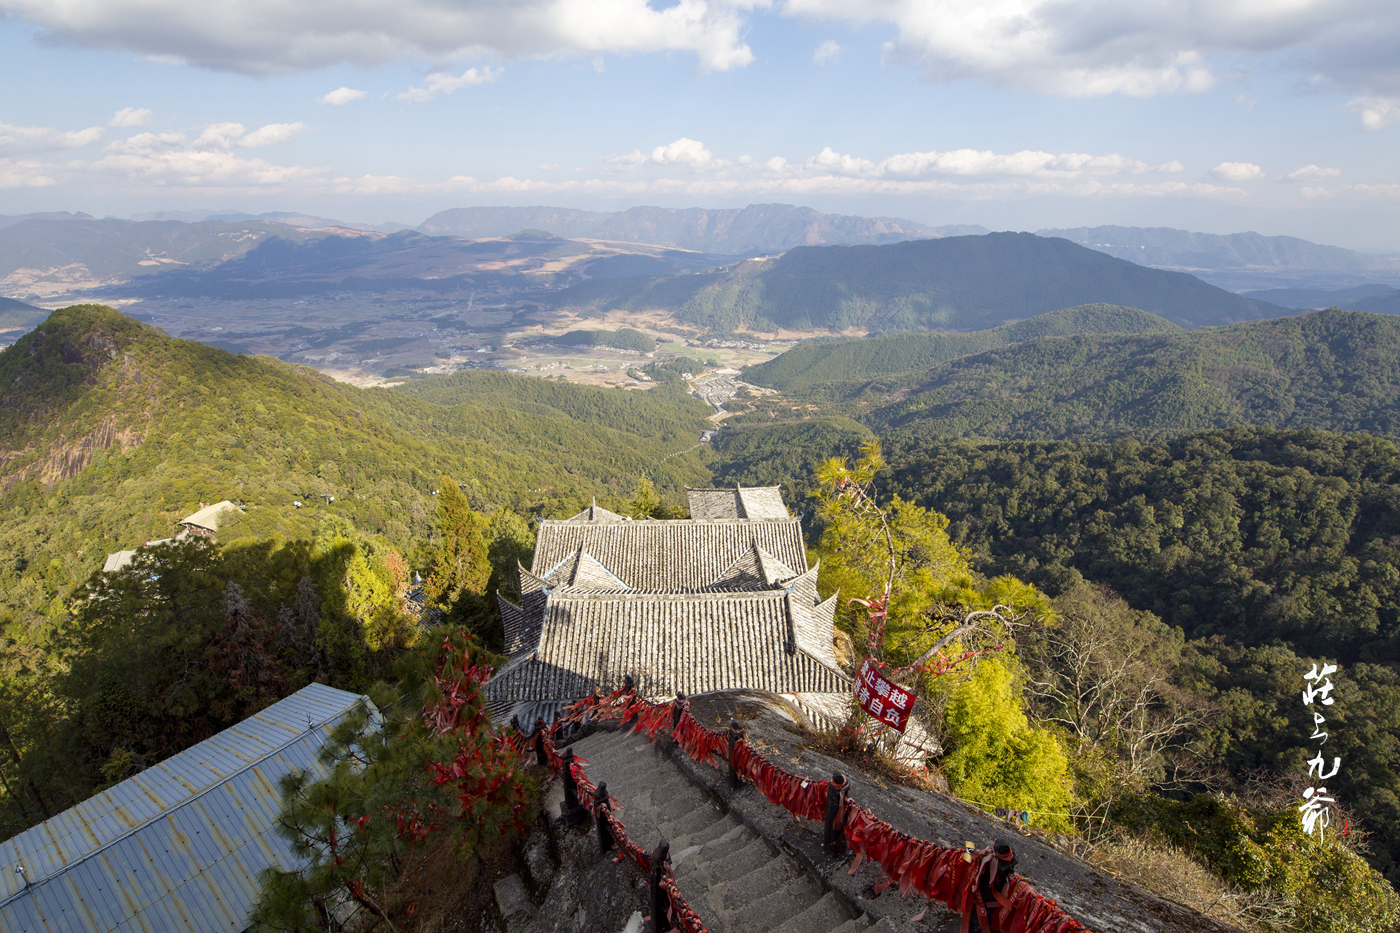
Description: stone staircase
xmin=569 ymin=729 xmax=898 ymax=933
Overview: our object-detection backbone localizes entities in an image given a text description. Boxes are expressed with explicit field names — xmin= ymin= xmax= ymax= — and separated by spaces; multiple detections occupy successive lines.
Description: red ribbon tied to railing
xmin=550 ymin=687 xmax=1094 ymax=933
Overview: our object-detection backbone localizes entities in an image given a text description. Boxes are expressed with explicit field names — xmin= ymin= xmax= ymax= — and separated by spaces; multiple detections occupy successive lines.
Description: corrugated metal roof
xmin=0 ymin=683 xmax=372 ymax=933
xmin=178 ymin=501 xmax=239 ymax=533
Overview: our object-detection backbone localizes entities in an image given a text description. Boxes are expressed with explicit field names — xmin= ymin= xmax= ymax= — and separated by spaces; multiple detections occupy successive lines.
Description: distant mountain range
xmin=744 ymin=304 xmax=1179 ymax=393
xmin=0 ymin=297 xmax=50 ymax=343
xmin=3 ymin=207 xmax=1399 ymax=336
xmin=1037 ymin=225 xmax=1400 ymax=291
xmin=558 ymin=233 xmax=1289 ymax=332
xmin=417 ymin=203 xmax=986 ymax=254
xmin=867 ymin=308 xmax=1400 ymax=441
xmin=736 ymin=308 xmax=1400 ymax=443
xmin=124 ymin=209 xmax=413 ymax=233
xmin=0 ymin=215 xmax=346 ymax=298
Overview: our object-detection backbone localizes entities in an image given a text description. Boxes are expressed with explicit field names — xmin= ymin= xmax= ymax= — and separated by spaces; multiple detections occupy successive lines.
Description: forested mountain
xmin=744 ymin=304 xmax=1179 ymax=392
xmin=556 ymin=232 xmax=1287 ymax=333
xmin=0 ymin=305 xmax=711 ymax=635
xmin=1037 ymin=225 xmax=1390 ymax=273
xmin=708 ymin=419 xmax=1400 ymax=887
xmin=733 ymin=309 xmax=1400 ymax=442
xmin=0 ymin=297 xmax=49 ymax=335
xmin=863 ymin=309 xmax=1400 ymax=441
xmin=881 ymin=427 xmax=1400 ymax=884
xmin=417 ymin=203 xmax=972 ymax=252
xmin=0 ymin=303 xmax=714 ymax=836
xmin=1242 ymin=283 xmax=1397 ymax=309
xmin=1357 ymin=290 xmax=1400 ymax=315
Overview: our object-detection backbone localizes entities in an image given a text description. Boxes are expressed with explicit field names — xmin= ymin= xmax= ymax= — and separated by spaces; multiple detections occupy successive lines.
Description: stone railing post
xmin=560 ymin=748 xmax=586 ymax=826
xmin=533 ymin=716 xmax=549 ymax=767
xmin=594 ymin=782 xmax=614 ymax=854
xmin=670 ymin=692 xmax=687 ymax=732
xmin=727 ymin=720 xmax=745 ymax=789
xmin=649 ymin=840 xmax=672 ymax=933
xmin=823 ymin=771 xmax=849 ymax=855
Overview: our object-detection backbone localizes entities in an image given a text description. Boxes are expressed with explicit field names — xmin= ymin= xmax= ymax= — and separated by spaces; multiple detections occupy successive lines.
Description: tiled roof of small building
xmin=485 ymin=589 xmax=848 ymax=706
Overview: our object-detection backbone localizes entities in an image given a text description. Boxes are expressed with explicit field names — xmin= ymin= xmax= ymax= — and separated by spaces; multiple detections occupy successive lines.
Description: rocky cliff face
xmin=0 ymin=306 xmax=150 ymax=489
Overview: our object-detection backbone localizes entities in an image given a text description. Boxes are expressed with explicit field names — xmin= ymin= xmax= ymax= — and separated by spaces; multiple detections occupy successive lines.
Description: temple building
xmin=486 ymin=486 xmax=851 ymax=724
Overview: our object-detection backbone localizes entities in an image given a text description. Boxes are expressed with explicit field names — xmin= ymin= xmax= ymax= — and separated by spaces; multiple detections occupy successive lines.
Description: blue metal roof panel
xmin=0 ymin=683 xmax=371 ymax=933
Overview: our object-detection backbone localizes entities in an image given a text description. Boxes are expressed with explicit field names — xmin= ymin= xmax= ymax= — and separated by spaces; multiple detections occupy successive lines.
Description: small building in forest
xmin=486 ymin=486 xmax=851 ymax=725
xmin=0 ymin=683 xmax=374 ymax=933
xmin=177 ymin=500 xmax=241 ymax=541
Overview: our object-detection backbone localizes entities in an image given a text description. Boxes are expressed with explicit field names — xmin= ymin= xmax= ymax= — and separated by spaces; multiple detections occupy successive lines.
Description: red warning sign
xmin=854 ymin=659 xmax=915 ymax=733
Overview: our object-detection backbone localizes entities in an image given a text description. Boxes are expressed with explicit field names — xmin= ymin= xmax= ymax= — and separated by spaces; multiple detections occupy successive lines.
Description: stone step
xmin=770 ymin=890 xmax=853 ymax=933
xmin=669 ymin=821 xmax=748 ymax=878
xmin=656 ymin=798 xmax=725 ymax=839
xmin=727 ymin=861 xmax=824 ymax=932
xmin=678 ymin=836 xmax=774 ymax=888
xmin=714 ymin=850 xmax=804 ymax=902
xmin=829 ymin=917 xmax=873 ymax=933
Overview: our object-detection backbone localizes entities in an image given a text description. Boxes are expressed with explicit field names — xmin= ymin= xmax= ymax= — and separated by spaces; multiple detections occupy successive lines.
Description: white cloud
xmin=317 ymin=87 xmax=366 ymax=106
xmin=0 ymin=0 xmax=760 ymax=75
xmin=1211 ymin=161 xmax=1264 ymax=181
xmin=0 ymin=158 xmax=57 ymax=188
xmin=649 ymin=137 xmax=715 ymax=168
xmin=813 ymin=39 xmax=840 ymax=65
xmin=8 ymin=0 xmax=1396 ymax=99
xmin=792 ymin=145 xmax=1181 ymax=179
xmin=0 ymin=121 xmax=103 ymax=155
xmin=398 ymin=66 xmax=500 ymax=102
xmin=783 ymin=0 xmax=1400 ymax=98
xmin=88 ymin=148 xmax=325 ymax=187
xmin=1346 ymin=97 xmax=1400 ymax=131
xmin=239 ymin=122 xmax=307 ymax=147
xmin=108 ymin=107 xmax=152 ymax=127
xmin=1283 ymin=164 xmax=1341 ymax=181
xmin=194 ymin=122 xmax=247 ymax=150
xmin=103 ymin=131 xmax=186 ymax=154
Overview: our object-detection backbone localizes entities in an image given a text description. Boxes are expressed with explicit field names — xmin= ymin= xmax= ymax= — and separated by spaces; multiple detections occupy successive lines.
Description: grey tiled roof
xmin=563 ymin=499 xmax=625 ymax=523
xmin=484 ymin=590 xmax=849 ymax=705
xmin=530 ymin=519 xmax=807 ymax=592
xmin=686 ymin=486 xmax=790 ymax=521
xmin=0 ymin=683 xmax=372 ymax=933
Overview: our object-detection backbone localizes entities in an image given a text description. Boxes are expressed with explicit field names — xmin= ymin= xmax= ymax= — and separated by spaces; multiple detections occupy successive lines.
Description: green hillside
xmin=876 ymin=426 xmax=1400 ymax=885
xmin=744 ymin=304 xmax=1179 ymax=392
xmin=553 ymin=233 xmax=1287 ymax=333
xmin=0 ymin=305 xmax=713 ymax=634
xmin=858 ymin=308 xmax=1400 ymax=442
xmin=554 ymin=327 xmax=657 ymax=353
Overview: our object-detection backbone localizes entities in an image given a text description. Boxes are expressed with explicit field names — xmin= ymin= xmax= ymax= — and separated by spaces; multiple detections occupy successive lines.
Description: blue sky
xmin=1 ymin=0 xmax=1398 ymax=248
